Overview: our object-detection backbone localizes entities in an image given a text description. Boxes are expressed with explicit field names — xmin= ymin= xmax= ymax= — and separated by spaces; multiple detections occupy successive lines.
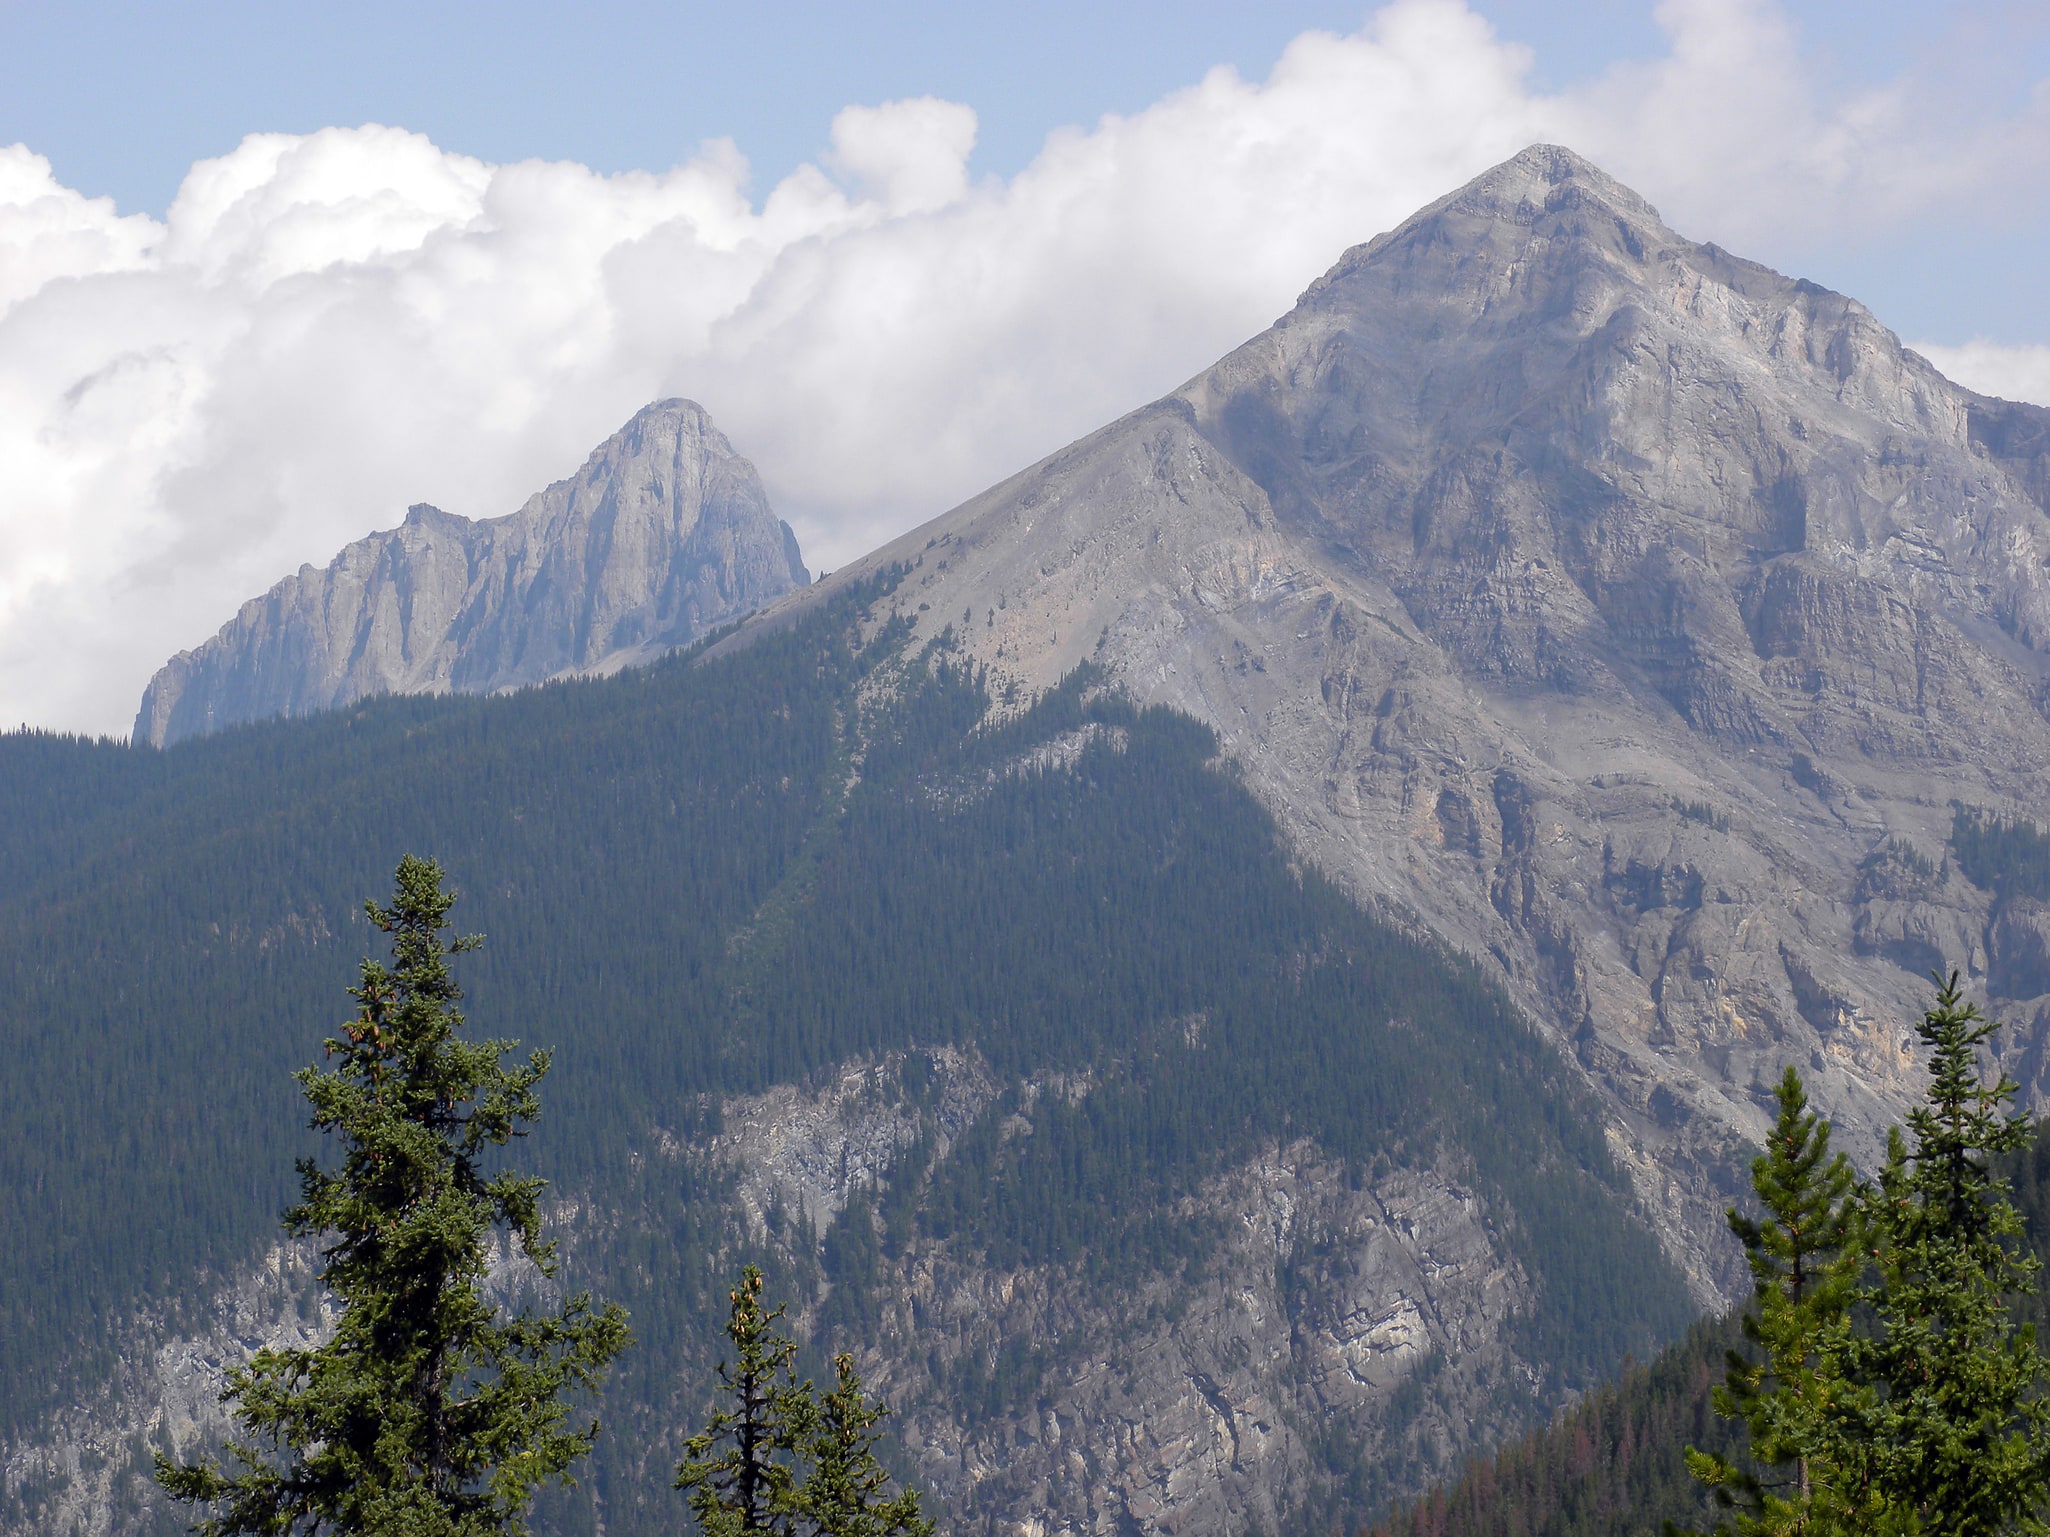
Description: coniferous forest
xmin=0 ymin=570 xmax=1696 ymax=1535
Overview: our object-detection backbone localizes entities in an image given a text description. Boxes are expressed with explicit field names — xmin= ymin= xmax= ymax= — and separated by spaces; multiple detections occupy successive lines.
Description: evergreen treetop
xmin=799 ymin=1354 xmax=935 ymax=1537
xmin=677 ymin=1267 xmax=811 ymax=1537
xmin=1681 ymin=1065 xmax=1867 ymax=1536
xmin=678 ymin=1268 xmax=933 ymax=1537
xmin=156 ymin=855 xmax=630 ymax=1536
xmin=1836 ymin=972 xmax=2050 ymax=1536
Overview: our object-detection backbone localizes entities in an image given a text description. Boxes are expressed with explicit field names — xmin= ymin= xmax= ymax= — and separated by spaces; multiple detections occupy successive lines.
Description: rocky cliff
xmin=766 ymin=144 xmax=2050 ymax=1295
xmin=134 ymin=399 xmax=807 ymax=746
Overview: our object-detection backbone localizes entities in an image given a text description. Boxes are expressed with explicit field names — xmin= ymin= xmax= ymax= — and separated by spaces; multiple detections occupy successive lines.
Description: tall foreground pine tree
xmin=156 ymin=855 xmax=629 ymax=1536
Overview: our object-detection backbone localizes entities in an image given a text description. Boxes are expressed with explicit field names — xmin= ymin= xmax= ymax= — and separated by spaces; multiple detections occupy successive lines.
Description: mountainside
xmin=768 ymin=143 xmax=2050 ymax=1295
xmin=133 ymin=398 xmax=808 ymax=746
xmin=0 ymin=576 xmax=1690 ymax=1536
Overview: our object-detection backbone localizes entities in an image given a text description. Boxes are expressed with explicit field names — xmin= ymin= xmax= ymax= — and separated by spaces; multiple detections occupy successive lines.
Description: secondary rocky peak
xmin=134 ymin=398 xmax=807 ymax=746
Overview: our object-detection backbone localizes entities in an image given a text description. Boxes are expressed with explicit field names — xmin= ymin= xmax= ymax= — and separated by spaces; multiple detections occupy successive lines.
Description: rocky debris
xmin=705 ymin=1047 xmax=1000 ymax=1238
xmin=1 ymin=1246 xmax=326 ymax=1537
xmin=778 ymin=144 xmax=2050 ymax=1300
xmin=5 ymin=1053 xmax=1527 ymax=1537
xmin=134 ymin=399 xmax=808 ymax=746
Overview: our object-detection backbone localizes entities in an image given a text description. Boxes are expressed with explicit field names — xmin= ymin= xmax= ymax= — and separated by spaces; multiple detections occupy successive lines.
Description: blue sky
xmin=2 ymin=0 xmax=2049 ymax=733
xmin=3 ymin=1 xmax=2046 ymax=341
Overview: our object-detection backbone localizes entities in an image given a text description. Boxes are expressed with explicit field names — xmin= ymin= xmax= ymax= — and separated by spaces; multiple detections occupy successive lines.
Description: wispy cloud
xmin=2 ymin=0 xmax=2047 ymax=734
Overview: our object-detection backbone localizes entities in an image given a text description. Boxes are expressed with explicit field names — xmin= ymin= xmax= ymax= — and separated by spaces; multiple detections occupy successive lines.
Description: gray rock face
xmin=695 ymin=1053 xmax=1529 ymax=1535
xmin=777 ymin=144 xmax=2050 ymax=1298
xmin=134 ymin=399 xmax=807 ymax=746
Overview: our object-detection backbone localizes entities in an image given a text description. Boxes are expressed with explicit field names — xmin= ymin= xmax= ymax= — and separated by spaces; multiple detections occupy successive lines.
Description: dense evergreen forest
xmin=0 ymin=571 xmax=1694 ymax=1535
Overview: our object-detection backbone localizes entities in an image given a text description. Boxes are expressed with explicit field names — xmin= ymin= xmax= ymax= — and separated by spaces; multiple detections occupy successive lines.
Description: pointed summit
xmin=134 ymin=399 xmax=809 ymax=745
xmin=797 ymin=144 xmax=2050 ymax=1300
xmin=1441 ymin=142 xmax=1664 ymax=224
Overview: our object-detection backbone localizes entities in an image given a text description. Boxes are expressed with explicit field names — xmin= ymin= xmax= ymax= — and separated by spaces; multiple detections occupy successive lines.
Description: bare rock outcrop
xmin=134 ymin=399 xmax=808 ymax=746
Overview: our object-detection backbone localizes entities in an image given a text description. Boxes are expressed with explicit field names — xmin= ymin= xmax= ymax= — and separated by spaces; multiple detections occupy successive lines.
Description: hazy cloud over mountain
xmin=3 ymin=0 xmax=2047 ymax=733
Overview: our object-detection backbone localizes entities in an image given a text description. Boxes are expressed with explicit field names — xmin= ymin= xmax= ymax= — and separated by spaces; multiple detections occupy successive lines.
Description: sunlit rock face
xmin=135 ymin=398 xmax=808 ymax=746
xmin=779 ymin=143 xmax=2050 ymax=1296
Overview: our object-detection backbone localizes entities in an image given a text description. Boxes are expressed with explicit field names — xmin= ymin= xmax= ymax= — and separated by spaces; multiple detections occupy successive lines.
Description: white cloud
xmin=1911 ymin=340 xmax=2050 ymax=408
xmin=1 ymin=0 xmax=2047 ymax=735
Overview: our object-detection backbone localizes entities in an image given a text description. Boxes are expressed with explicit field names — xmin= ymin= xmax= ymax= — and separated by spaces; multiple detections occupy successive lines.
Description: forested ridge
xmin=0 ymin=572 xmax=1693 ymax=1534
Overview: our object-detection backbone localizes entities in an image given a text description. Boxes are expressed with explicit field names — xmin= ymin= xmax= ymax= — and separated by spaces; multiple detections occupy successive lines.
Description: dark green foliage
xmin=0 ymin=574 xmax=1689 ymax=1535
xmin=1675 ymin=800 xmax=1731 ymax=833
xmin=1375 ymin=988 xmax=2050 ymax=1537
xmin=2004 ymin=1117 xmax=2050 ymax=1342
xmin=797 ymin=1354 xmax=932 ymax=1537
xmin=155 ymin=857 xmax=628 ymax=1535
xmin=676 ymin=1268 xmax=809 ymax=1537
xmin=1861 ymin=837 xmax=1938 ymax=888
xmin=1953 ymin=806 xmax=2050 ymax=898
xmin=677 ymin=1269 xmax=930 ymax=1537
xmin=1831 ymin=974 xmax=2050 ymax=1535
xmin=1679 ymin=1067 xmax=1863 ymax=1535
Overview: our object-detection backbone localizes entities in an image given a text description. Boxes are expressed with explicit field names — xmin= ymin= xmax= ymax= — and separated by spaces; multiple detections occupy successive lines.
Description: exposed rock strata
xmin=135 ymin=399 xmax=807 ymax=746
xmin=761 ymin=144 xmax=2050 ymax=1299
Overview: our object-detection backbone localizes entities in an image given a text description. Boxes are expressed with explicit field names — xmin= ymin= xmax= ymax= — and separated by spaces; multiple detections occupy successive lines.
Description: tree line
xmin=0 ymin=566 xmax=1695 ymax=1537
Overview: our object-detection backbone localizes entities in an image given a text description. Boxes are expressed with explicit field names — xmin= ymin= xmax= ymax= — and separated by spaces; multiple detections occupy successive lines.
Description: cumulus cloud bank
xmin=4 ymin=0 xmax=2048 ymax=735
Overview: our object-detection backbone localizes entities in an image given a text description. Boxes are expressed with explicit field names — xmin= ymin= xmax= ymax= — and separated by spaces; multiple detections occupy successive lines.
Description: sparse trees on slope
xmin=155 ymin=854 xmax=629 ymax=1536
xmin=678 ymin=1268 xmax=932 ymax=1537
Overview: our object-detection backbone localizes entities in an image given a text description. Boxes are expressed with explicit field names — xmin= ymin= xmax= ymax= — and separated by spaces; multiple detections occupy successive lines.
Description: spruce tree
xmin=678 ymin=1270 xmax=934 ymax=1537
xmin=799 ymin=1354 xmax=934 ymax=1537
xmin=156 ymin=855 xmax=630 ymax=1536
xmin=1681 ymin=1066 xmax=1867 ymax=1536
xmin=1837 ymin=972 xmax=2050 ymax=1535
xmin=676 ymin=1267 xmax=811 ymax=1537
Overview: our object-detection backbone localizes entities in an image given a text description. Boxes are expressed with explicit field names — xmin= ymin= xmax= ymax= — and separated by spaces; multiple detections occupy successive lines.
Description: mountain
xmin=133 ymin=398 xmax=808 ymax=746
xmin=763 ymin=143 xmax=2050 ymax=1295
xmin=12 ymin=143 xmax=2050 ymax=1537
xmin=0 ymin=577 xmax=1691 ymax=1537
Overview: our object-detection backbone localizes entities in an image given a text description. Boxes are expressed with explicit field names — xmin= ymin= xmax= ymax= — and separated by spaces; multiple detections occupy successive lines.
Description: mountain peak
xmin=134 ymin=400 xmax=808 ymax=745
xmin=1449 ymin=142 xmax=1663 ymax=225
xmin=1295 ymin=144 xmax=1675 ymax=317
xmin=810 ymin=143 xmax=2050 ymax=1303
